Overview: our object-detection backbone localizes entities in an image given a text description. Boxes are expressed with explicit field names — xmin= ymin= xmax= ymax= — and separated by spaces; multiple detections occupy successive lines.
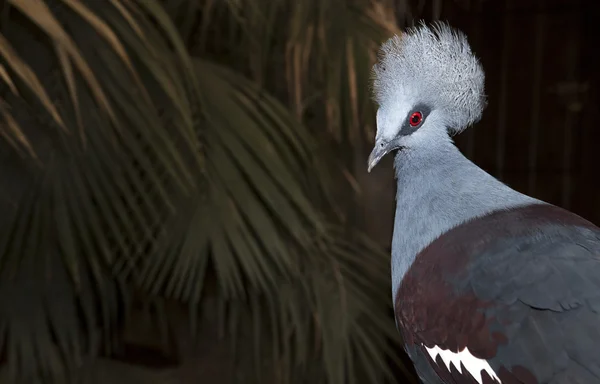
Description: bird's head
xmin=367 ymin=21 xmax=487 ymax=172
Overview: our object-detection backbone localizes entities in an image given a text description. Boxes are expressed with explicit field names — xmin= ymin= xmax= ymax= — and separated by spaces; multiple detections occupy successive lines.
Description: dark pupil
xmin=411 ymin=114 xmax=420 ymax=123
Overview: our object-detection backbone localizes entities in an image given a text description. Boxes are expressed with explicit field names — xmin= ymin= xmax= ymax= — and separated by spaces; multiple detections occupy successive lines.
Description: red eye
xmin=409 ymin=111 xmax=423 ymax=127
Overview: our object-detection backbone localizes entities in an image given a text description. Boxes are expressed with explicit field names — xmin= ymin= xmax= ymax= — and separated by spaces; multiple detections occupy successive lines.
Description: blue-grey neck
xmin=390 ymin=138 xmax=542 ymax=297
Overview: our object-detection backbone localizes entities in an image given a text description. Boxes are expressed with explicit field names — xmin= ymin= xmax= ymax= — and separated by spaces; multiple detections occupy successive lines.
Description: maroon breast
xmin=394 ymin=203 xmax=597 ymax=384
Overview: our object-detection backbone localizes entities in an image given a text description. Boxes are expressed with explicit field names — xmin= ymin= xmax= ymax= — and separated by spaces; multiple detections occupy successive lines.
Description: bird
xmin=367 ymin=21 xmax=600 ymax=384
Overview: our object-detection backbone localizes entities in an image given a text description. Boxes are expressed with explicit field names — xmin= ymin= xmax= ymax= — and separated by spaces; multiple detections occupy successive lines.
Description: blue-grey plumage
xmin=368 ymin=21 xmax=600 ymax=384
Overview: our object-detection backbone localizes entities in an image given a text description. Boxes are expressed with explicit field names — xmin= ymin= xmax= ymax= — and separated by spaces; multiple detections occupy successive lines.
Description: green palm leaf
xmin=137 ymin=57 xmax=403 ymax=383
xmin=0 ymin=0 xmax=412 ymax=382
xmin=0 ymin=0 xmax=202 ymax=379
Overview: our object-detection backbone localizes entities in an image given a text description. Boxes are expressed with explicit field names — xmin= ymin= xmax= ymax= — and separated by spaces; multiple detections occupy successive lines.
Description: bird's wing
xmin=395 ymin=204 xmax=600 ymax=384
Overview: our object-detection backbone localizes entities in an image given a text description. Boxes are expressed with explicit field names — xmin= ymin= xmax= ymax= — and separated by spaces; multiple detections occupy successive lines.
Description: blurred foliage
xmin=0 ymin=0 xmax=418 ymax=383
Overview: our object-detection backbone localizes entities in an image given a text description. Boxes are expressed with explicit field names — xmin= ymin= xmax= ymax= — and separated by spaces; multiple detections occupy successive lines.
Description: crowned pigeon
xmin=368 ymin=22 xmax=600 ymax=384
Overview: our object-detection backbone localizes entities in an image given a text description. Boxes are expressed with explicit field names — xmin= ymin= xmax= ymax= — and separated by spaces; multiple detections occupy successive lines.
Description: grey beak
xmin=367 ymin=140 xmax=397 ymax=172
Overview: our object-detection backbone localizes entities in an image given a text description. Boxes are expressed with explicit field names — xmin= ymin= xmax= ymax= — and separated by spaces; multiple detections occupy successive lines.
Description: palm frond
xmin=139 ymin=57 xmax=324 ymax=299
xmin=0 ymin=0 xmax=203 ymax=379
xmin=0 ymin=0 xmax=412 ymax=382
xmin=188 ymin=0 xmax=400 ymax=144
xmin=136 ymin=57 xmax=402 ymax=383
xmin=180 ymin=0 xmax=404 ymax=219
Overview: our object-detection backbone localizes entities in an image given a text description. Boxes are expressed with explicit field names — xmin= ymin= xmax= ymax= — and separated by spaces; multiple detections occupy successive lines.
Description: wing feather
xmin=395 ymin=204 xmax=600 ymax=384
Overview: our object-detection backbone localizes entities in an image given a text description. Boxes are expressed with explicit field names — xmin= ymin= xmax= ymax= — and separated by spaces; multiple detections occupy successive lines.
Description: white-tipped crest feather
xmin=372 ymin=21 xmax=487 ymax=134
